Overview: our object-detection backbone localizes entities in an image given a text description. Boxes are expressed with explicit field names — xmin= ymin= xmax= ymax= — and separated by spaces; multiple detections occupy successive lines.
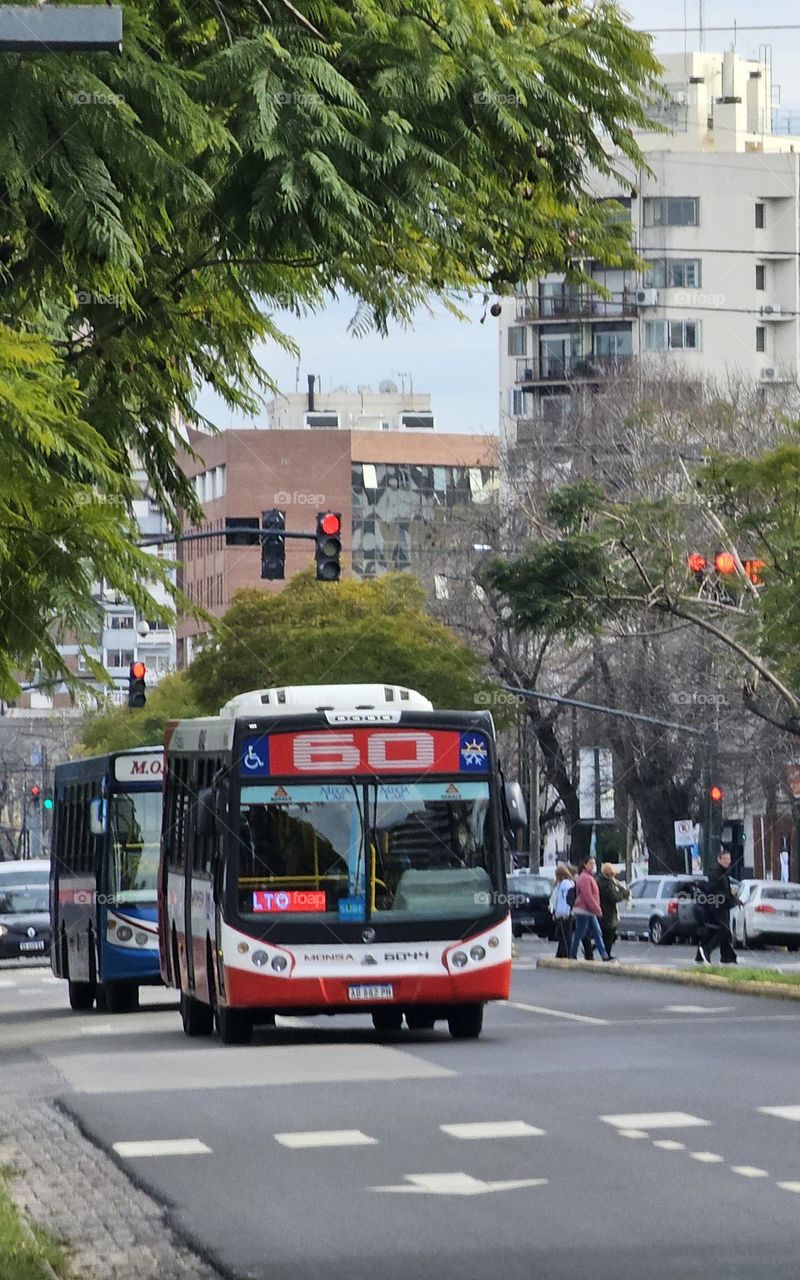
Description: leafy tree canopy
xmin=186 ymin=572 xmax=488 ymax=712
xmin=81 ymin=573 xmax=492 ymax=750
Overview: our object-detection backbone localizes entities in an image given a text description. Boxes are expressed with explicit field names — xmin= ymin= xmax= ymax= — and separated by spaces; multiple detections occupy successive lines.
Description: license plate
xmin=20 ymin=941 xmax=45 ymax=952
xmin=348 ymin=984 xmax=394 ymax=1002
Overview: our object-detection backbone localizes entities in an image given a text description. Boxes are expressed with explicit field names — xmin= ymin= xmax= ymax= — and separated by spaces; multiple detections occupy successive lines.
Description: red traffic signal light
xmin=714 ymin=552 xmax=736 ymax=575
xmin=709 ymin=785 xmax=724 ymax=803
xmin=319 ymin=512 xmax=341 ymax=537
xmin=128 ymin=661 xmax=147 ymax=709
xmin=30 ymin=785 xmax=41 ymax=799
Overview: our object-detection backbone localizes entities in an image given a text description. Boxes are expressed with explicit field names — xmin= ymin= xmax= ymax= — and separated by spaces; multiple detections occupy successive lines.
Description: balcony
xmin=515 ymin=291 xmax=637 ymax=324
xmin=515 ymin=354 xmax=633 ymax=385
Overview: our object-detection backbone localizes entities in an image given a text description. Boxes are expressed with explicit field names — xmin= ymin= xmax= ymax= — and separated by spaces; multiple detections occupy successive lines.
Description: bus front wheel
xmin=104 ymin=982 xmax=138 ymax=1015
xmin=180 ymin=991 xmax=214 ymax=1037
xmin=68 ymin=980 xmax=95 ymax=1011
xmin=447 ymin=1003 xmax=484 ymax=1040
xmin=215 ymin=1004 xmax=253 ymax=1045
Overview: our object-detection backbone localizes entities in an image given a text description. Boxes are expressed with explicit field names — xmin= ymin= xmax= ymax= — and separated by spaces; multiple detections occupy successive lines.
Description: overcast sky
xmin=195 ymin=2 xmax=800 ymax=435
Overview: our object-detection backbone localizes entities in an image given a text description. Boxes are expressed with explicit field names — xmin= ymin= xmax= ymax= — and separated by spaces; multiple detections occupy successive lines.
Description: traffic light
xmin=43 ymin=793 xmax=53 ymax=812
xmin=707 ymin=784 xmax=724 ymax=865
xmin=29 ymin=785 xmax=40 ymax=807
xmin=713 ymin=551 xmax=736 ymax=575
xmin=260 ymin=509 xmax=286 ymax=580
xmin=128 ymin=661 xmax=146 ymax=708
xmin=687 ymin=552 xmax=706 ymax=584
xmin=315 ymin=512 xmax=342 ymax=582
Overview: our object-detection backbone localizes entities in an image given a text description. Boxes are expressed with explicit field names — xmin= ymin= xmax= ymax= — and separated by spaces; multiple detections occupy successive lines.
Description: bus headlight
xmin=488 ymin=936 xmax=499 ymax=948
xmin=116 ymin=926 xmax=133 ymax=942
xmin=470 ymin=945 xmax=486 ymax=962
xmin=451 ymin=951 xmax=468 ymax=969
xmin=271 ymin=955 xmax=288 ymax=972
xmin=135 ymin=932 xmax=149 ymax=947
xmin=252 ymin=951 xmax=269 ymax=967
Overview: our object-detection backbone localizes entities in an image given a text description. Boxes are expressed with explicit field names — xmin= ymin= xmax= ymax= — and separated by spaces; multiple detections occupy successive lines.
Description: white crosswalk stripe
xmin=759 ymin=1105 xmax=800 ymax=1122
xmin=113 ymin=1139 xmax=211 ymax=1158
xmin=601 ymin=1112 xmax=710 ymax=1131
xmin=440 ymin=1121 xmax=545 ymax=1140
xmin=274 ymin=1130 xmax=378 ymax=1149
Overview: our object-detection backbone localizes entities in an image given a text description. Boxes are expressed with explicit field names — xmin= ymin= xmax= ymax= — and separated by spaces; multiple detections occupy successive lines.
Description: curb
xmin=536 ymin=956 xmax=800 ymax=1000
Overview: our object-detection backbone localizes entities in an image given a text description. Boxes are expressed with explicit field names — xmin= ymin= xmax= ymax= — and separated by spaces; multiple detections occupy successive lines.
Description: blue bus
xmin=51 ymin=748 xmax=164 ymax=1012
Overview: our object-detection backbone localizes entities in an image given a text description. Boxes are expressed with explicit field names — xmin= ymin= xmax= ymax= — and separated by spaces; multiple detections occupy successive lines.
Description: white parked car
xmin=731 ymin=880 xmax=800 ymax=951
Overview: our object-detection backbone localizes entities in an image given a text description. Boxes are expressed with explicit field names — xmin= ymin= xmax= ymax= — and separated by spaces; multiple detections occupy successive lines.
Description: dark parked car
xmin=507 ymin=872 xmax=554 ymax=939
xmin=0 ymin=883 xmax=51 ymax=960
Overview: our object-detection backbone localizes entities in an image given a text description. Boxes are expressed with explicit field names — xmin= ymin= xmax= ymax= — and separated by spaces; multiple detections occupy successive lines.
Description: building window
xmin=644 ymin=320 xmax=701 ymax=351
xmin=646 ymin=259 xmax=701 ymax=289
xmin=755 ymin=202 xmax=765 ymax=229
xmin=304 ymin=412 xmax=340 ymax=428
xmin=756 ymin=326 xmax=766 ymax=353
xmin=507 ymin=326 xmax=527 ymax=357
xmin=361 ymin=463 xmax=378 ymax=490
xmin=592 ymin=325 xmax=633 ymax=358
xmin=106 ymin=612 xmax=135 ymax=630
xmin=105 ymin=649 xmax=135 ymax=669
xmin=756 ymin=264 xmax=766 ymax=291
xmin=643 ymin=197 xmax=699 ymax=228
xmin=511 ymin=389 xmax=535 ymax=417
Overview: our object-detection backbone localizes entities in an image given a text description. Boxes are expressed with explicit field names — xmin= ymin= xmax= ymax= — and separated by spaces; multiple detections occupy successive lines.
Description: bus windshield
xmin=237 ymin=780 xmax=494 ymax=923
xmin=108 ymin=790 xmax=162 ymax=904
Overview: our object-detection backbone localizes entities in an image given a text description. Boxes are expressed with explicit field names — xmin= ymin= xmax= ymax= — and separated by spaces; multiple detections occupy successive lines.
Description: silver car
xmin=619 ymin=875 xmax=706 ymax=946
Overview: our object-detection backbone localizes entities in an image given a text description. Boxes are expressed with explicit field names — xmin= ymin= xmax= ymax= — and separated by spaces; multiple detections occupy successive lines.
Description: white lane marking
xmin=0 ymin=979 xmax=16 ymax=988
xmin=731 ymin=1166 xmax=770 ymax=1178
xmin=274 ymin=1129 xmax=378 ymax=1149
xmin=618 ymin=1129 xmax=649 ymax=1139
xmin=41 ymin=977 xmax=61 ymax=985
xmin=113 ymin=1139 xmax=211 ymax=1158
xmin=759 ymin=1105 xmax=800 ymax=1122
xmin=369 ymin=1172 xmax=548 ymax=1196
xmin=506 ymin=1000 xmax=609 ymax=1026
xmin=80 ymin=1025 xmax=115 ymax=1036
xmin=652 ymin=1140 xmax=685 ymax=1151
xmin=663 ymin=1005 xmax=734 ymax=1014
xmin=601 ymin=1112 xmax=710 ymax=1131
xmin=691 ymin=1152 xmax=725 ymax=1163
xmin=777 ymin=1182 xmax=800 ymax=1193
xmin=441 ymin=1121 xmax=545 ymax=1140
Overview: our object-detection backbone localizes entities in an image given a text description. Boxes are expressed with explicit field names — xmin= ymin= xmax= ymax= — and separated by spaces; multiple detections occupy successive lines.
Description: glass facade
xmin=351 ymin=463 xmax=497 ymax=577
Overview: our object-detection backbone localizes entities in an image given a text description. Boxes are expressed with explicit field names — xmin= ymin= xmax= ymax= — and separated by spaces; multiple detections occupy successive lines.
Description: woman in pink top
xmin=569 ymin=857 xmax=613 ymax=961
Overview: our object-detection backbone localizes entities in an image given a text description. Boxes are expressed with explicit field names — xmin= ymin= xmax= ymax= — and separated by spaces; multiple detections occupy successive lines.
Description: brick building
xmin=176 ymin=428 xmax=498 ymax=663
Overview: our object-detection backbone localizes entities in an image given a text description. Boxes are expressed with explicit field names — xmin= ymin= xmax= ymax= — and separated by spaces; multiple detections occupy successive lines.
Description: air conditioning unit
xmin=635 ymin=288 xmax=659 ymax=307
xmin=761 ymin=303 xmax=783 ymax=317
xmin=760 ymin=367 xmax=777 ymax=381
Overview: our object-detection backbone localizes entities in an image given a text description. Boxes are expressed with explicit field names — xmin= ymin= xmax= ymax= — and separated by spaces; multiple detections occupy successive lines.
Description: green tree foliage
xmin=186 ymin=572 xmax=487 ymax=712
xmin=2 ymin=0 xmax=660 ymax=529
xmin=0 ymin=325 xmax=174 ymax=697
xmin=484 ymin=449 xmax=800 ymax=737
xmin=79 ymin=671 xmax=200 ymax=755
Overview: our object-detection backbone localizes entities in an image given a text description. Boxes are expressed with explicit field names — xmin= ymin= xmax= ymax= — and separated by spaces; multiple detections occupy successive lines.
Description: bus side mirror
xmin=504 ymin=781 xmax=527 ymax=832
xmin=89 ymin=798 xmax=107 ymax=836
xmin=196 ymin=789 xmax=218 ymax=839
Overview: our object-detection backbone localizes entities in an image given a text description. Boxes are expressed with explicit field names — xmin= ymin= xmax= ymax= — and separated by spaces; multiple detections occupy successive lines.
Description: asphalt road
xmin=3 ymin=941 xmax=800 ymax=1280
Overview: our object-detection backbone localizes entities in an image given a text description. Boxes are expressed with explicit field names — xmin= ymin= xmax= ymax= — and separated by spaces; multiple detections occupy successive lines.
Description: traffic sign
xmin=674 ymin=819 xmax=695 ymax=849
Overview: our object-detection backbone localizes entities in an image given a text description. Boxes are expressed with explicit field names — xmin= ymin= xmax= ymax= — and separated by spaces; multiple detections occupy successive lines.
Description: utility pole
xmin=527 ymin=726 xmax=540 ymax=872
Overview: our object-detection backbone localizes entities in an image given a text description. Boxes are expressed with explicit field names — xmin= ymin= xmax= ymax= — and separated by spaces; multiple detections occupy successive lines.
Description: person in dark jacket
xmin=598 ymin=863 xmax=630 ymax=960
xmin=703 ymin=851 xmax=739 ymax=964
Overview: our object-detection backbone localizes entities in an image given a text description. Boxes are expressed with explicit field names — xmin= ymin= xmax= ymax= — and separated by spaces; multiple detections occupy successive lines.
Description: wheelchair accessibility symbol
xmin=241 ymin=736 xmax=268 ymax=775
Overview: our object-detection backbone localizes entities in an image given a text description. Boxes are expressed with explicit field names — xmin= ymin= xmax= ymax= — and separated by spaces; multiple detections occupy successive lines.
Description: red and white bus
xmin=159 ymin=684 xmax=525 ymax=1043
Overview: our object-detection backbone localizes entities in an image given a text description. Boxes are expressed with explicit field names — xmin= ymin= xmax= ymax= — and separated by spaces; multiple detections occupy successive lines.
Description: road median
xmin=536 ymin=957 xmax=800 ymax=999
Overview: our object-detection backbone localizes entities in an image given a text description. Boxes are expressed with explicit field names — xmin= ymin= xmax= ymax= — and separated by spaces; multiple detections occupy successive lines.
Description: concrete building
xmin=498 ymin=49 xmax=800 ymax=455
xmin=267 ymin=377 xmax=434 ymax=432
xmin=176 ymin=428 xmax=497 ymax=663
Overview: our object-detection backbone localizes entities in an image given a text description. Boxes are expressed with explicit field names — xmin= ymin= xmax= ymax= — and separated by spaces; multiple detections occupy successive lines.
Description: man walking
xmin=569 ymin=857 xmax=613 ymax=961
xmin=702 ymin=850 xmax=739 ymax=964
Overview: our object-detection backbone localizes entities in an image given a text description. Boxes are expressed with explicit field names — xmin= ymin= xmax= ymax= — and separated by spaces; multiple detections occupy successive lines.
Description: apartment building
xmin=176 ymin=427 xmax=497 ymax=663
xmin=498 ymin=49 xmax=800 ymax=454
xmin=267 ymin=377 xmax=434 ymax=431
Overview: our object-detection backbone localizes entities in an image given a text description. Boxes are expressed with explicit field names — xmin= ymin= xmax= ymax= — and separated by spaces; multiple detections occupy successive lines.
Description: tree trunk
xmin=530 ymin=710 xmax=591 ymax=865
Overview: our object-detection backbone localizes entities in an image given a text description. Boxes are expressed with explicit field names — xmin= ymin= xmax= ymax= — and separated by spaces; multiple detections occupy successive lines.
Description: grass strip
xmin=703 ymin=966 xmax=800 ymax=985
xmin=0 ymin=1168 xmax=70 ymax=1280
